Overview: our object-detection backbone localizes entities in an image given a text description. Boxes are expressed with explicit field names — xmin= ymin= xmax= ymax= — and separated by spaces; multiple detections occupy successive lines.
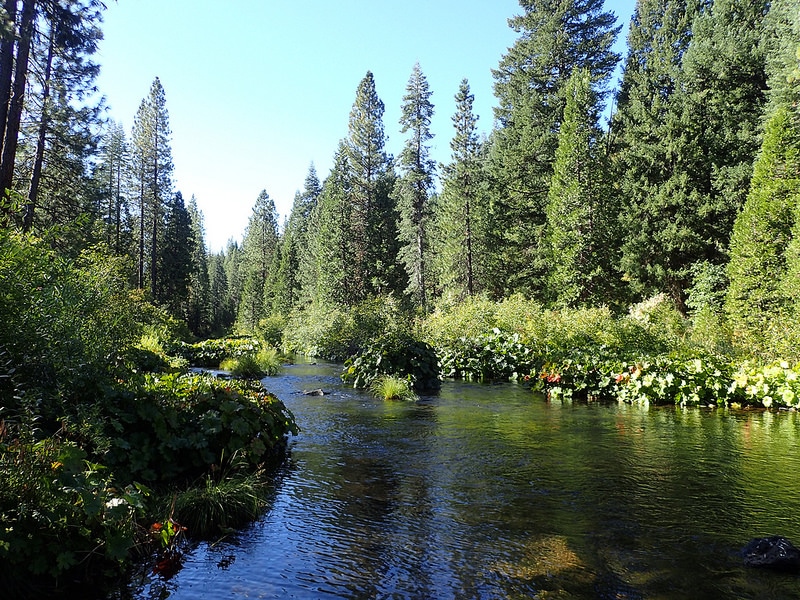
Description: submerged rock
xmin=302 ymin=388 xmax=326 ymax=396
xmin=742 ymin=536 xmax=800 ymax=571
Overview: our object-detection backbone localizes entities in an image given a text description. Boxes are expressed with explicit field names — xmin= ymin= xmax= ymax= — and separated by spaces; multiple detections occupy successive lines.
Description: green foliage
xmin=487 ymin=0 xmax=620 ymax=299
xmin=368 ymin=375 xmax=418 ymax=401
xmin=439 ymin=328 xmax=535 ymax=382
xmin=257 ymin=314 xmax=286 ymax=348
xmin=729 ymin=360 xmax=800 ymax=408
xmin=284 ymin=296 xmax=412 ymax=361
xmin=220 ymin=347 xmax=282 ymax=378
xmin=171 ymin=470 xmax=271 ymax=539
xmin=175 ymin=336 xmax=263 ymax=368
xmin=103 ymin=374 xmax=298 ymax=484
xmin=725 ymin=105 xmax=800 ymax=353
xmin=0 ymin=436 xmax=148 ymax=587
xmin=0 ymin=231 xmax=141 ymax=422
xmin=342 ymin=332 xmax=440 ymax=393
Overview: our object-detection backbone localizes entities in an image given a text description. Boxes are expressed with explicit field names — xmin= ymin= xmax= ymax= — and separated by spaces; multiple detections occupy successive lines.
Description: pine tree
xmin=612 ymin=0 xmax=714 ymax=312
xmin=21 ymin=0 xmax=104 ymax=235
xmin=273 ymin=164 xmax=321 ymax=314
xmin=394 ymin=62 xmax=435 ymax=310
xmin=186 ymin=195 xmax=211 ymax=336
xmin=0 ymin=0 xmax=35 ymax=220
xmin=159 ymin=191 xmax=194 ymax=316
xmin=309 ymin=141 xmax=356 ymax=307
xmin=488 ymin=0 xmax=621 ymax=299
xmin=346 ymin=71 xmax=399 ymax=301
xmin=99 ymin=120 xmax=129 ymax=254
xmin=238 ymin=189 xmax=279 ymax=331
xmin=435 ymin=78 xmax=488 ymax=300
xmin=725 ymin=106 xmax=800 ymax=347
xmin=130 ymin=77 xmax=173 ymax=295
xmin=544 ymin=68 xmax=615 ymax=307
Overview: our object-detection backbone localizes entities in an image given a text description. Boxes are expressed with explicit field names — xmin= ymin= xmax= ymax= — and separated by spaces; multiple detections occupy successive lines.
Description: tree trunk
xmin=24 ymin=13 xmax=55 ymax=232
xmin=0 ymin=0 xmax=17 ymax=154
xmin=0 ymin=0 xmax=35 ymax=201
xmin=138 ymin=157 xmax=145 ymax=289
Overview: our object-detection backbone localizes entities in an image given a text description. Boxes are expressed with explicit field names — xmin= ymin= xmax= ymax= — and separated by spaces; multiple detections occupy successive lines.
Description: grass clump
xmin=171 ymin=472 xmax=271 ymax=539
xmin=220 ymin=346 xmax=282 ymax=378
xmin=369 ymin=375 xmax=418 ymax=401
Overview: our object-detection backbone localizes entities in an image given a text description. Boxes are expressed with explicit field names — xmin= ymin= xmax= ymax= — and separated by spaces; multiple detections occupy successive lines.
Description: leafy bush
xmin=439 ymin=328 xmax=537 ymax=382
xmin=257 ymin=314 xmax=287 ymax=348
xmin=175 ymin=336 xmax=263 ymax=368
xmin=103 ymin=374 xmax=298 ymax=484
xmin=0 ymin=233 xmax=141 ymax=423
xmin=342 ymin=333 xmax=440 ymax=392
xmin=729 ymin=360 xmax=800 ymax=408
xmin=285 ymin=296 xmax=412 ymax=361
xmin=0 ymin=436 xmax=147 ymax=589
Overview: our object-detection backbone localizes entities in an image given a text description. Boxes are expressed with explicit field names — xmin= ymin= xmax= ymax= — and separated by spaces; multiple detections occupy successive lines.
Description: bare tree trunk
xmin=138 ymin=157 xmax=145 ymax=289
xmin=24 ymin=12 xmax=55 ymax=232
xmin=0 ymin=0 xmax=17 ymax=154
xmin=0 ymin=0 xmax=35 ymax=202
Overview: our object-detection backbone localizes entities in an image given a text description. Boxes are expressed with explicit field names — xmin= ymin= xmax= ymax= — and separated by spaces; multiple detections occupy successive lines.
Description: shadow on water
xmin=113 ymin=360 xmax=800 ymax=599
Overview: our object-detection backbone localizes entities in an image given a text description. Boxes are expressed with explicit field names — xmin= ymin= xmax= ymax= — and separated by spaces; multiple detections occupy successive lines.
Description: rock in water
xmin=742 ymin=536 xmax=800 ymax=571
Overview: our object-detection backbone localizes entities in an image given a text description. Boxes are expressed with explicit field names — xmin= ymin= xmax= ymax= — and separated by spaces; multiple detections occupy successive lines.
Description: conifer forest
xmin=2 ymin=0 xmax=800 ymax=595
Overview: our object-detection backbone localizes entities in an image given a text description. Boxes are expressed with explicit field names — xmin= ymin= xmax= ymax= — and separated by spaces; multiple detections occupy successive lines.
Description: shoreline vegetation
xmin=2 ymin=230 xmax=800 ymax=597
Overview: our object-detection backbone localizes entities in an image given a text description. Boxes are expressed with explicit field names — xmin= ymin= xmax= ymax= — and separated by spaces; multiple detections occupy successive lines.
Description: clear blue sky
xmin=95 ymin=0 xmax=636 ymax=252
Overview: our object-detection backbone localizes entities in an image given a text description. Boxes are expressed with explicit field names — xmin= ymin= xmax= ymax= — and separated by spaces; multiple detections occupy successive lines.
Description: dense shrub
xmin=439 ymin=329 xmax=536 ymax=382
xmin=220 ymin=346 xmax=283 ymax=378
xmin=0 ymin=436 xmax=147 ymax=590
xmin=103 ymin=374 xmax=298 ymax=484
xmin=174 ymin=336 xmax=263 ymax=368
xmin=284 ymin=296 xmax=412 ymax=361
xmin=342 ymin=332 xmax=440 ymax=392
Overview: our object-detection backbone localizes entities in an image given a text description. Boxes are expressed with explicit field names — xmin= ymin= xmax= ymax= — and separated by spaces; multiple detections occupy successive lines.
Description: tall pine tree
xmin=435 ymin=78 xmax=488 ymax=300
xmin=488 ymin=0 xmax=620 ymax=299
xmin=544 ymin=68 xmax=615 ymax=307
xmin=346 ymin=71 xmax=399 ymax=302
xmin=394 ymin=62 xmax=435 ymax=310
xmin=238 ymin=189 xmax=279 ymax=332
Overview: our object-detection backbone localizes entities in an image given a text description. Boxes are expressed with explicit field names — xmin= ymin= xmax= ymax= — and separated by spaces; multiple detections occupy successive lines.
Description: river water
xmin=121 ymin=360 xmax=800 ymax=599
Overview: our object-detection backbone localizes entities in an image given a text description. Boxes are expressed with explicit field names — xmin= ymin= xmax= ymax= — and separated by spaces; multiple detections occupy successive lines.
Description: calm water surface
xmin=122 ymin=360 xmax=800 ymax=599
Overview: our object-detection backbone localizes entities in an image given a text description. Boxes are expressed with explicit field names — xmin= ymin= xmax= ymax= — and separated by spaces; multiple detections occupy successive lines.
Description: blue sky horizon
xmin=95 ymin=1 xmax=636 ymax=252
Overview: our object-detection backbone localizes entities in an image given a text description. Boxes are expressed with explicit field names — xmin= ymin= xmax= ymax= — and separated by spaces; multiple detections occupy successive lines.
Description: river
xmin=120 ymin=360 xmax=800 ymax=599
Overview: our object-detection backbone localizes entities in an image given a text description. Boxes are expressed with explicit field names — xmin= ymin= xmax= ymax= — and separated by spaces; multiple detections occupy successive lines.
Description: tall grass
xmin=368 ymin=375 xmax=418 ymax=401
xmin=220 ymin=347 xmax=282 ymax=378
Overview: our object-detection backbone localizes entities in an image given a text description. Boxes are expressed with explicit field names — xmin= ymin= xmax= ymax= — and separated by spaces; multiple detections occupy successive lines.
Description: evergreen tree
xmin=0 ymin=0 xmax=35 ymax=219
xmin=99 ymin=120 xmax=130 ymax=254
xmin=273 ymin=164 xmax=321 ymax=313
xmin=488 ymin=0 xmax=621 ymax=299
xmin=130 ymin=77 xmax=173 ymax=295
xmin=159 ymin=190 xmax=194 ymax=316
xmin=544 ymin=68 xmax=615 ymax=307
xmin=186 ymin=195 xmax=211 ymax=336
xmin=238 ymin=189 xmax=279 ymax=331
xmin=20 ymin=0 xmax=104 ymax=236
xmin=208 ymin=251 xmax=231 ymax=335
xmin=309 ymin=141 xmax=356 ymax=307
xmin=435 ymin=78 xmax=488 ymax=300
xmin=346 ymin=71 xmax=399 ymax=301
xmin=612 ymin=0 xmax=714 ymax=311
xmin=394 ymin=62 xmax=435 ymax=310
xmin=725 ymin=106 xmax=800 ymax=347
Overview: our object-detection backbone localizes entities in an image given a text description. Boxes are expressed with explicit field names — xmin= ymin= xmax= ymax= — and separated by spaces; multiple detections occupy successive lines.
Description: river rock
xmin=302 ymin=388 xmax=326 ymax=396
xmin=742 ymin=536 xmax=800 ymax=571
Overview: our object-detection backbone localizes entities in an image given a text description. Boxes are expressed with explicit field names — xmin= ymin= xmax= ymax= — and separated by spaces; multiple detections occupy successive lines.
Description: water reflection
xmin=118 ymin=362 xmax=800 ymax=599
